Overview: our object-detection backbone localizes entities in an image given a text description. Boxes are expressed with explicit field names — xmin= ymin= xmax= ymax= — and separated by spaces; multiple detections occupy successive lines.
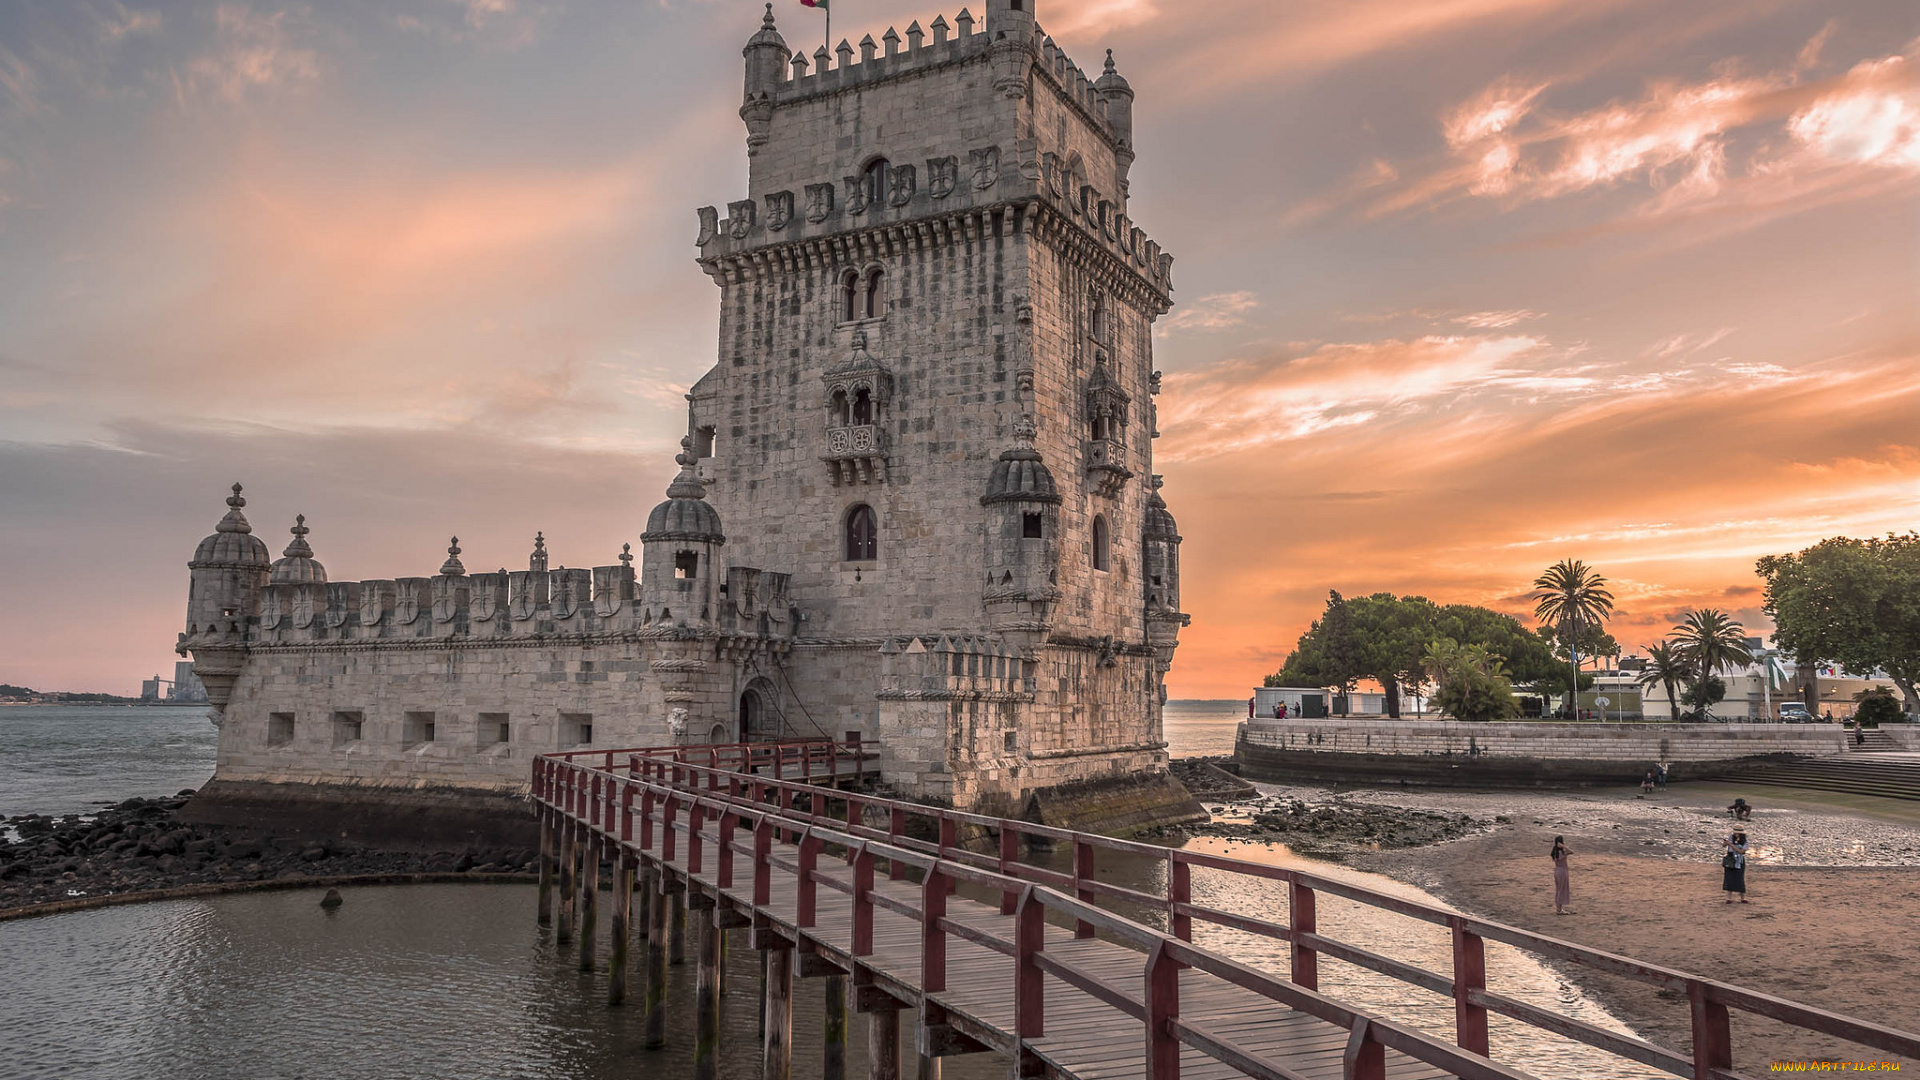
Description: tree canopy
xmin=1758 ymin=534 xmax=1920 ymax=714
xmin=1270 ymin=592 xmax=1552 ymax=718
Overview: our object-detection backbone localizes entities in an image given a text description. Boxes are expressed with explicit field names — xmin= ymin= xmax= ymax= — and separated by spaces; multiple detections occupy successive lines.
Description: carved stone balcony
xmin=1085 ymin=437 xmax=1132 ymax=497
xmin=824 ymin=424 xmax=889 ymax=486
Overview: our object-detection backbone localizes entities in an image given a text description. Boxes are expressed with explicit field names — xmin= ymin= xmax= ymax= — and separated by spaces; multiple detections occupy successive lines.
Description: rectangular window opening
xmin=267 ymin=712 xmax=295 ymax=747
xmin=694 ymin=426 xmax=716 ymax=458
xmin=404 ymin=711 xmax=436 ymax=748
xmin=562 ymin=712 xmax=594 ymax=749
xmin=332 ymin=711 xmax=364 ymax=747
xmin=674 ymin=551 xmax=699 ymax=579
xmin=1022 ymin=512 xmax=1044 ymax=539
xmin=1004 ymin=730 xmax=1018 ymax=753
xmin=480 ymin=712 xmax=510 ymax=747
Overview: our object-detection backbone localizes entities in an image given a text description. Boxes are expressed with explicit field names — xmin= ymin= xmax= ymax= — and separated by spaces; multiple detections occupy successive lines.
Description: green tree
xmin=1680 ymin=674 xmax=1727 ymax=713
xmin=1421 ymin=638 xmax=1521 ymax=721
xmin=1531 ymin=560 xmax=1615 ymax=716
xmin=1668 ymin=609 xmax=1753 ymax=720
xmin=1434 ymin=604 xmax=1558 ymax=684
xmin=1636 ymin=642 xmax=1693 ymax=722
xmin=1854 ymin=686 xmax=1902 ymax=727
xmin=1758 ymin=534 xmax=1920 ymax=716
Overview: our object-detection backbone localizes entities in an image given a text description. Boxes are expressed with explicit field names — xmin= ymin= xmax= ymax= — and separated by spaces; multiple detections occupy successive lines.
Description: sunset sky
xmin=1 ymin=0 xmax=1915 ymax=697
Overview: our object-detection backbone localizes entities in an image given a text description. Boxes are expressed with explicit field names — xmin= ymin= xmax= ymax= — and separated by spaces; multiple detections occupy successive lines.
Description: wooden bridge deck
xmin=666 ymin=831 xmax=1454 ymax=1080
xmin=533 ymin=740 xmax=1920 ymax=1080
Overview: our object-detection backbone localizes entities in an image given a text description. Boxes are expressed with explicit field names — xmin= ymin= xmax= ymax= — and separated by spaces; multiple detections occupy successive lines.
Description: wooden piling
xmin=644 ymin=869 xmax=669 ymax=1048
xmin=537 ymin=807 xmax=554 ymax=927
xmin=694 ymin=905 xmax=721 ymax=1080
xmin=671 ymin=889 xmax=687 ymax=965
xmin=608 ymin=854 xmax=633 ymax=1005
xmin=557 ymin=821 xmax=577 ymax=945
xmin=578 ymin=834 xmax=600 ymax=971
xmin=915 ymin=1053 xmax=940 ymax=1080
xmin=867 ymin=1009 xmax=900 ymax=1080
xmin=824 ymin=972 xmax=848 ymax=1080
xmin=764 ymin=947 xmax=794 ymax=1080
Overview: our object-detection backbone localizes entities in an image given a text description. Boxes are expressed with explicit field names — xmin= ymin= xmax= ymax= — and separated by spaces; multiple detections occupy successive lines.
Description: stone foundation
xmin=181 ymin=779 xmax=538 ymax=852
xmin=1023 ymin=771 xmax=1206 ymax=835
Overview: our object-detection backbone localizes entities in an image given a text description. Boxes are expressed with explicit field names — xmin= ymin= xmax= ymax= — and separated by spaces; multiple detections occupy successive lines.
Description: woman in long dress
xmin=1724 ymin=827 xmax=1749 ymax=903
xmin=1551 ymin=835 xmax=1572 ymax=914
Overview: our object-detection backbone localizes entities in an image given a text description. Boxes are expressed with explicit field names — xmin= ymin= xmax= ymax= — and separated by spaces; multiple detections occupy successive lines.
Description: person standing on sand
xmin=1723 ymin=827 xmax=1750 ymax=903
xmin=1551 ymin=835 xmax=1572 ymax=914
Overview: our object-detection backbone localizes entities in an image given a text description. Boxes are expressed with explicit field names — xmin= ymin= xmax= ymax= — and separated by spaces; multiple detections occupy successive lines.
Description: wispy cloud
xmin=1160 ymin=290 xmax=1259 ymax=333
xmin=175 ymin=5 xmax=320 ymax=105
xmin=1362 ymin=33 xmax=1920 ymax=228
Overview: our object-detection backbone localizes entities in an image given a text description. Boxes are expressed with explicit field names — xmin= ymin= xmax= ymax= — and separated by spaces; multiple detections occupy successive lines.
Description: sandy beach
xmin=1333 ymin=781 xmax=1920 ymax=1074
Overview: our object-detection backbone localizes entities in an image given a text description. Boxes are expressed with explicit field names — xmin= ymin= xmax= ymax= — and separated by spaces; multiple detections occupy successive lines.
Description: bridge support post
xmin=609 ymin=854 xmax=634 ymax=1005
xmin=1288 ymin=881 xmax=1317 ymax=990
xmin=558 ymin=820 xmax=577 ymax=945
xmin=578 ymin=833 xmax=600 ymax=972
xmin=671 ymin=890 xmax=688 ymax=966
xmin=764 ymin=946 xmax=794 ymax=1080
xmin=537 ymin=807 xmax=554 ymax=927
xmin=644 ymin=870 xmax=669 ymax=1048
xmin=915 ymin=1053 xmax=940 ymax=1080
xmin=695 ymin=904 xmax=721 ymax=1080
xmin=867 ymin=1007 xmax=900 ymax=1080
xmin=824 ymin=972 xmax=848 ymax=1080
xmin=638 ymin=864 xmax=653 ymax=941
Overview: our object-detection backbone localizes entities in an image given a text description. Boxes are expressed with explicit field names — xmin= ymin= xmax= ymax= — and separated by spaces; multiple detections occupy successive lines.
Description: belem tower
xmin=178 ymin=0 xmax=1198 ymax=834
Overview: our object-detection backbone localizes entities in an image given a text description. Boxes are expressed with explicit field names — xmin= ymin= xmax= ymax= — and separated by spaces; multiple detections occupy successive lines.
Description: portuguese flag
xmin=799 ymin=0 xmax=825 ymax=7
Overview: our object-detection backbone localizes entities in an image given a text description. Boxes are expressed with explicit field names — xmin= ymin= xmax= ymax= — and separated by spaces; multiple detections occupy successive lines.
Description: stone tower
xmin=688 ymin=1 xmax=1188 ymax=814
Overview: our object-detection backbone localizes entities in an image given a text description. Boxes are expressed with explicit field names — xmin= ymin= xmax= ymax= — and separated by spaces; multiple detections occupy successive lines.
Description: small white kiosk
xmin=1252 ymin=686 xmax=1329 ymax=720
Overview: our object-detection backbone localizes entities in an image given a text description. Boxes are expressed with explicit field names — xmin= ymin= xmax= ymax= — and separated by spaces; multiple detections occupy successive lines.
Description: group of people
xmin=1639 ymin=761 xmax=1671 ymax=793
xmin=1549 ymin=794 xmax=1755 ymax=914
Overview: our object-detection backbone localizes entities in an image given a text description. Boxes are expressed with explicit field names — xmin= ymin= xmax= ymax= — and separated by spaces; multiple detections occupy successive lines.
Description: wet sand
xmin=1341 ymin=783 xmax=1920 ymax=1074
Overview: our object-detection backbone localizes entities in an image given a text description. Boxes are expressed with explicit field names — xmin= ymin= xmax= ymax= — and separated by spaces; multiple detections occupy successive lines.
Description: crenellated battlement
xmin=876 ymin=633 xmax=1034 ymax=701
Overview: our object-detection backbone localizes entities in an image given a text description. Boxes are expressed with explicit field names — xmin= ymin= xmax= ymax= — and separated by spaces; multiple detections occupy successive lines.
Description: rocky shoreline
xmin=1 ymin=793 xmax=538 ymax=914
xmin=1147 ymin=758 xmax=1487 ymax=856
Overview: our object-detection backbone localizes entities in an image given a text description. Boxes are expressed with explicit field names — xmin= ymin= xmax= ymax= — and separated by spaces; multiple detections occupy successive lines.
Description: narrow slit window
xmin=1092 ymin=515 xmax=1110 ymax=572
xmin=863 ymin=270 xmax=884 ymax=319
xmin=841 ymin=271 xmax=860 ymax=322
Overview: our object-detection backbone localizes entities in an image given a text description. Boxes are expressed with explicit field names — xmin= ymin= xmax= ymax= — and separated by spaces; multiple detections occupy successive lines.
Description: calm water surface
xmin=0 ymin=706 xmax=215 ymax=817
xmin=0 ymin=702 xmax=1663 ymax=1079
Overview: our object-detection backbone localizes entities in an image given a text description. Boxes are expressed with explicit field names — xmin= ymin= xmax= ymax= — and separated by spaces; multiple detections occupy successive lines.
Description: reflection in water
xmin=1 ymin=853 xmax=1667 ymax=1080
xmin=0 ymin=884 xmax=998 ymax=1080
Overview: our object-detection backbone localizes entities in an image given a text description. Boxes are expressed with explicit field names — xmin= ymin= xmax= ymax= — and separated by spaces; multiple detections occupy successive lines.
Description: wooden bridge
xmin=532 ymin=738 xmax=1919 ymax=1080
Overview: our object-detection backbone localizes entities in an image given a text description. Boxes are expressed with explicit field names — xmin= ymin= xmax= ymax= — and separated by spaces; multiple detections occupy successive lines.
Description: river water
xmin=0 ymin=702 xmax=1664 ymax=1079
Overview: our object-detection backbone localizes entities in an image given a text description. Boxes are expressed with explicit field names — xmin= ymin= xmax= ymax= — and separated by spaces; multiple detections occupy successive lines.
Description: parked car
xmin=1778 ymin=703 xmax=1816 ymax=723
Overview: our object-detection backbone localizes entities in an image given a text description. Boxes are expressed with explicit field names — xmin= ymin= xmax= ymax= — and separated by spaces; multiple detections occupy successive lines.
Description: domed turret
xmin=193 ymin=483 xmax=271 ymax=570
xmin=644 ymin=444 xmax=726 ymax=543
xmin=1144 ymin=483 xmax=1179 ymax=542
xmin=982 ymin=416 xmax=1061 ymax=505
xmin=740 ymin=5 xmax=789 ymax=154
xmin=1096 ymin=51 xmax=1136 ymax=196
xmin=187 ymin=483 xmax=271 ymax=633
xmin=640 ymin=439 xmax=727 ymax=629
xmin=269 ymin=514 xmax=328 ymax=585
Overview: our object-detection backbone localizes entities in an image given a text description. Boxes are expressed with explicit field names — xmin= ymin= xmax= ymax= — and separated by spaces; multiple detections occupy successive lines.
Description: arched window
xmin=831 ymin=389 xmax=850 ymax=426
xmin=1091 ymin=515 xmax=1110 ymax=572
xmin=852 ymin=387 xmax=873 ymax=425
xmin=1090 ymin=291 xmax=1106 ymax=341
xmin=862 ymin=269 xmax=884 ymax=319
xmin=840 ymin=270 xmax=860 ymax=322
xmin=845 ymin=504 xmax=878 ymax=561
xmin=863 ymin=158 xmax=889 ymax=208
xmin=1091 ymin=413 xmax=1111 ymax=441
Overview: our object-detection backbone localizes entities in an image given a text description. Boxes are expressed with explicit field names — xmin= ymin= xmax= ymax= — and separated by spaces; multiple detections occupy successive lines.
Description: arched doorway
xmin=738 ymin=678 xmax=780 ymax=742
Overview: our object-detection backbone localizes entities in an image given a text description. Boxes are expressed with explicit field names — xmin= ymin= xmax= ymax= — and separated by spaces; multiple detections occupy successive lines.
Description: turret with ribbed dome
xmin=270 ymin=515 xmax=328 ymax=585
xmin=640 ymin=438 xmax=727 ymax=630
xmin=982 ymin=417 xmax=1062 ymax=647
xmin=188 ymin=483 xmax=271 ymax=635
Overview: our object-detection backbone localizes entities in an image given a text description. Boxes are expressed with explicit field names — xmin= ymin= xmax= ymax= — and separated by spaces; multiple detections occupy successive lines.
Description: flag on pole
xmin=799 ymin=0 xmax=825 ymax=8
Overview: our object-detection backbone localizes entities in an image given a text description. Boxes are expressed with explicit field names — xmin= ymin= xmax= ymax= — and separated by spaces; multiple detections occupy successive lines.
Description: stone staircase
xmin=1723 ymin=752 xmax=1920 ymax=802
xmin=1847 ymin=729 xmax=1899 ymax=752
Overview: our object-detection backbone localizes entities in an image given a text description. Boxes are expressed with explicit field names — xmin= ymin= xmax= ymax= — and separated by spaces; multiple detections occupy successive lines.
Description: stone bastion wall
xmin=1235 ymin=719 xmax=1849 ymax=787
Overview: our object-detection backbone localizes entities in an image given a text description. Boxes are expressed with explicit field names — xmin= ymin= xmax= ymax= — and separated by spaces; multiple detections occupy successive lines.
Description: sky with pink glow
xmin=1 ymin=0 xmax=1915 ymax=697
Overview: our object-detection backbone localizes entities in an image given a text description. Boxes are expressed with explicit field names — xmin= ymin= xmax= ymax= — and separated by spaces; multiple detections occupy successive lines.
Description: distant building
xmin=169 ymin=661 xmax=207 ymax=704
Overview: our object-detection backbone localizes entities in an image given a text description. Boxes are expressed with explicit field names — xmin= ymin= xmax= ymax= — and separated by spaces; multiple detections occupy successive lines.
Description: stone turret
xmin=640 ymin=438 xmax=726 ymax=630
xmin=270 ymin=515 xmax=327 ymax=585
xmin=1142 ymin=475 xmax=1188 ymax=705
xmin=741 ymin=4 xmax=789 ymax=155
xmin=1095 ymin=50 xmax=1134 ymax=195
xmin=982 ymin=416 xmax=1062 ymax=649
xmin=183 ymin=483 xmax=270 ymax=716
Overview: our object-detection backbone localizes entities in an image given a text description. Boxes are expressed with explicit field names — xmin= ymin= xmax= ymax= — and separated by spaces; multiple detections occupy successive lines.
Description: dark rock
xmin=320 ymin=888 xmax=343 ymax=909
xmin=227 ymin=840 xmax=263 ymax=859
xmin=300 ymin=847 xmax=328 ymax=863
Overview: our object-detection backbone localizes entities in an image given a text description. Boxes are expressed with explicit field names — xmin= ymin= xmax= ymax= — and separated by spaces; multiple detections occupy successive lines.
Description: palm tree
xmin=1532 ymin=560 xmax=1615 ymax=719
xmin=1668 ymin=609 xmax=1753 ymax=721
xmin=1636 ymin=642 xmax=1693 ymax=721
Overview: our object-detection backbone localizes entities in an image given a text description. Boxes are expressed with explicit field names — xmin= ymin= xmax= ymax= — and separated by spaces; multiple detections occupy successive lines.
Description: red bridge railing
xmin=533 ymin=741 xmax=1920 ymax=1080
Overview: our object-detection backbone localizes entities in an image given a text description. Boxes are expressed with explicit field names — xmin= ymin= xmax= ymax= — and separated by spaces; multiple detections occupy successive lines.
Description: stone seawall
xmin=1235 ymin=720 xmax=1848 ymax=787
xmin=181 ymin=779 xmax=538 ymax=852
